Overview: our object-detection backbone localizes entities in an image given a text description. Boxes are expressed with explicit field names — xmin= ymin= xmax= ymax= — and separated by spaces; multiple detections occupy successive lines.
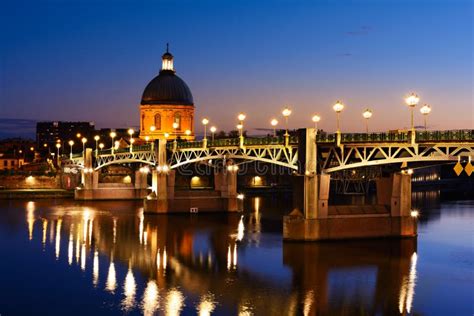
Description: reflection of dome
xmin=141 ymin=72 xmax=194 ymax=106
xmin=140 ymin=46 xmax=194 ymax=106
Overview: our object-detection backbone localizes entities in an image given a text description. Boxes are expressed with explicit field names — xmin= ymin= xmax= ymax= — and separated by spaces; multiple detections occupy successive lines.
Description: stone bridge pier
xmin=144 ymin=140 xmax=241 ymax=214
xmin=283 ymin=128 xmax=417 ymax=241
xmin=75 ymin=148 xmax=148 ymax=200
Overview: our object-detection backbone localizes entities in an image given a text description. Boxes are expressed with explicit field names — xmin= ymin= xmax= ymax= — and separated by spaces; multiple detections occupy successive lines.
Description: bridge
xmin=67 ymin=129 xmax=474 ymax=172
xmin=64 ymin=129 xmax=474 ymax=241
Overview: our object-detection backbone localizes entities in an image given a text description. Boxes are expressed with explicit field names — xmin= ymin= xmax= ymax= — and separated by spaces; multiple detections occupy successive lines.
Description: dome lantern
xmin=161 ymin=43 xmax=174 ymax=72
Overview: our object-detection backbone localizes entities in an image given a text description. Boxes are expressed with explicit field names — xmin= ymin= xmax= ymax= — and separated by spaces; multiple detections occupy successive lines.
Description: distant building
xmin=139 ymin=45 xmax=195 ymax=141
xmin=0 ymin=154 xmax=25 ymax=170
xmin=36 ymin=121 xmax=95 ymax=152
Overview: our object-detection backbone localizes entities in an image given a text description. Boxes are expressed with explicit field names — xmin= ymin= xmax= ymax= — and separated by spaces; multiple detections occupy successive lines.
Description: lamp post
xmin=128 ymin=129 xmax=134 ymax=151
xmin=312 ymin=114 xmax=321 ymax=140
xmin=185 ymin=129 xmax=191 ymax=137
xmin=405 ymin=93 xmax=420 ymax=144
xmin=94 ymin=135 xmax=100 ymax=155
xmin=210 ymin=126 xmax=217 ymax=141
xmin=270 ymin=119 xmax=278 ymax=137
xmin=110 ymin=131 xmax=116 ymax=154
xmin=362 ymin=109 xmax=373 ymax=133
xmin=99 ymin=143 xmax=104 ymax=150
xmin=202 ymin=118 xmax=209 ymax=148
xmin=405 ymin=93 xmax=419 ymax=130
xmin=312 ymin=114 xmax=321 ymax=130
xmin=172 ymin=122 xmax=179 ymax=141
xmin=420 ymin=104 xmax=431 ymax=130
xmin=68 ymin=140 xmax=74 ymax=159
xmin=55 ymin=143 xmax=61 ymax=165
xmin=81 ymin=137 xmax=87 ymax=156
xmin=129 ymin=138 xmax=135 ymax=153
xmin=333 ymin=101 xmax=344 ymax=146
xmin=282 ymin=107 xmax=292 ymax=146
xmin=333 ymin=101 xmax=344 ymax=132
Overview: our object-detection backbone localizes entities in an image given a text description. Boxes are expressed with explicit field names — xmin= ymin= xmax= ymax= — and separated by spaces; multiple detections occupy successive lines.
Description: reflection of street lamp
xmin=202 ymin=118 xmax=209 ymax=141
xmin=210 ymin=126 xmax=217 ymax=141
xmin=110 ymin=131 xmax=116 ymax=154
xmin=68 ymin=140 xmax=74 ymax=159
xmin=420 ymin=104 xmax=431 ymax=130
xmin=362 ymin=109 xmax=373 ymax=133
xmin=333 ymin=101 xmax=344 ymax=132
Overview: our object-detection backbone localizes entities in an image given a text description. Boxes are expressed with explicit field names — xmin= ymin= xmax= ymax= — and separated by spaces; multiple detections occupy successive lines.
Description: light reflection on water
xmin=0 ymin=192 xmax=472 ymax=315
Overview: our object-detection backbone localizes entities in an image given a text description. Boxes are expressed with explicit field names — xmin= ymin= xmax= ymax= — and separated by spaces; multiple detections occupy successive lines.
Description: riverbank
xmin=0 ymin=189 xmax=74 ymax=199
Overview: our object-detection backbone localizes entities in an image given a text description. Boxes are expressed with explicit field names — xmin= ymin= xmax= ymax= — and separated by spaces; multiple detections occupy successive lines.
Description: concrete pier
xmin=283 ymin=128 xmax=417 ymax=241
xmin=144 ymin=141 xmax=241 ymax=214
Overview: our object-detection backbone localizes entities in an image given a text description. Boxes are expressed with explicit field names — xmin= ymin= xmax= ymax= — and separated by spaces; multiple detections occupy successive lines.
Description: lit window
xmin=154 ymin=114 xmax=161 ymax=130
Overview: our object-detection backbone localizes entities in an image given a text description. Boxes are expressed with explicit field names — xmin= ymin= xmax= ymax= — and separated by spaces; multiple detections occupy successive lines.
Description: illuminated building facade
xmin=139 ymin=45 xmax=195 ymax=141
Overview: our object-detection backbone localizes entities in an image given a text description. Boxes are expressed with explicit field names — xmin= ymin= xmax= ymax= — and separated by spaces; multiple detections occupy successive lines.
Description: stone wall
xmin=0 ymin=175 xmax=61 ymax=189
xmin=0 ymin=173 xmax=81 ymax=190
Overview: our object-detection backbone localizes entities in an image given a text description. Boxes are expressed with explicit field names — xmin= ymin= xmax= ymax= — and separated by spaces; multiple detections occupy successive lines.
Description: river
xmin=0 ymin=192 xmax=472 ymax=315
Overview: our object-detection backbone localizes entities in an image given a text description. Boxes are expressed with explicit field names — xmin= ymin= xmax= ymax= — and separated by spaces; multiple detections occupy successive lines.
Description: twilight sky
xmin=0 ymin=0 xmax=472 ymax=137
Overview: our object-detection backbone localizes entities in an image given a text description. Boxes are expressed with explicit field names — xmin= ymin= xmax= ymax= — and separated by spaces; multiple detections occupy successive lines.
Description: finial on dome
xmin=161 ymin=43 xmax=174 ymax=72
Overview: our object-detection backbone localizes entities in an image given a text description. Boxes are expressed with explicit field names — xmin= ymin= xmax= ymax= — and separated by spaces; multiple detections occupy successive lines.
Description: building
xmin=36 ymin=121 xmax=96 ymax=149
xmin=139 ymin=46 xmax=195 ymax=141
xmin=0 ymin=154 xmax=25 ymax=171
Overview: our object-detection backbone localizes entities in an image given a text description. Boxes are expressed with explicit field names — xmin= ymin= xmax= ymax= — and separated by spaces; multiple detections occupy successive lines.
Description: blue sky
xmin=0 ymin=0 xmax=472 ymax=137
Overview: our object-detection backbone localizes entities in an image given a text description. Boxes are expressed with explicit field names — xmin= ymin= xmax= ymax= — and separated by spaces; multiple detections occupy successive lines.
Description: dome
xmin=141 ymin=45 xmax=194 ymax=106
xmin=141 ymin=71 xmax=194 ymax=106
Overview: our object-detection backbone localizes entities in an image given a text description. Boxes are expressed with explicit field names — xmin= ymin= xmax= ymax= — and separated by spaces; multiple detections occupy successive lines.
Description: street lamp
xmin=202 ymin=118 xmax=209 ymax=141
xmin=110 ymin=131 xmax=116 ymax=154
xmin=172 ymin=122 xmax=179 ymax=142
xmin=76 ymin=133 xmax=81 ymax=139
xmin=282 ymin=107 xmax=292 ymax=136
xmin=55 ymin=143 xmax=61 ymax=165
xmin=68 ymin=140 xmax=74 ymax=159
xmin=332 ymin=101 xmax=344 ymax=132
xmin=270 ymin=119 xmax=278 ymax=137
xmin=150 ymin=125 xmax=156 ymax=132
xmin=312 ymin=114 xmax=321 ymax=130
xmin=94 ymin=135 xmax=100 ymax=154
xmin=420 ymin=104 xmax=431 ymax=130
xmin=99 ymin=143 xmax=104 ymax=150
xmin=185 ymin=129 xmax=191 ymax=138
xmin=362 ymin=109 xmax=373 ymax=133
xmin=81 ymin=137 xmax=87 ymax=154
xmin=210 ymin=126 xmax=217 ymax=141
xmin=128 ymin=129 xmax=134 ymax=147
xmin=129 ymin=138 xmax=135 ymax=152
xmin=405 ymin=93 xmax=420 ymax=130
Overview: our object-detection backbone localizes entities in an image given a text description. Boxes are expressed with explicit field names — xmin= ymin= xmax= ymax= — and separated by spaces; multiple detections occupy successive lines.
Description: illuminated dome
xmin=140 ymin=46 xmax=194 ymax=106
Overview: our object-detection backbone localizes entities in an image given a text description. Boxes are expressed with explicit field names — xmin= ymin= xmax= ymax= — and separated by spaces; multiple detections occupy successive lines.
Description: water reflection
xmin=106 ymin=259 xmax=117 ymax=294
xmin=5 ymin=198 xmax=468 ymax=315
xmin=122 ymin=266 xmax=137 ymax=311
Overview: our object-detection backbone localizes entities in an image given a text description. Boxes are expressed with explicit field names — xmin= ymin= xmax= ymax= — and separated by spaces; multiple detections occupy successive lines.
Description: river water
xmin=0 ymin=193 xmax=472 ymax=315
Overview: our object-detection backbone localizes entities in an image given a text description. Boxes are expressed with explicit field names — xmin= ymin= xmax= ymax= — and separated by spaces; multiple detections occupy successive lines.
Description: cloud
xmin=0 ymin=118 xmax=36 ymax=140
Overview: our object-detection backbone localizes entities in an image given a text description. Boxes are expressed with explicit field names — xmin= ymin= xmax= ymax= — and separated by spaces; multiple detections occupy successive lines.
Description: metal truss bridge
xmin=65 ymin=129 xmax=474 ymax=173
